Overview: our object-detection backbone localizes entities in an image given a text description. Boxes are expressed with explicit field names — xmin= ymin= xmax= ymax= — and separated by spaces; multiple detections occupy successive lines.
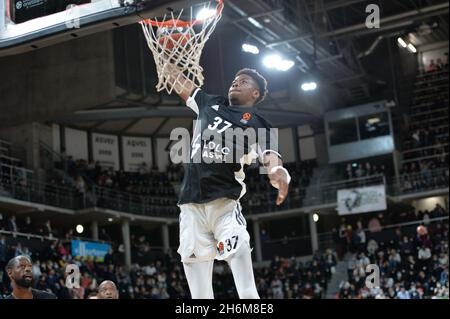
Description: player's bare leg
xmin=183 ymin=260 xmax=214 ymax=299
xmin=226 ymin=243 xmax=260 ymax=299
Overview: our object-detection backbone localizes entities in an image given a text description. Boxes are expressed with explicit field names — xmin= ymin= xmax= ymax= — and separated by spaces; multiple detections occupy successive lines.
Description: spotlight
xmin=397 ymin=37 xmax=407 ymax=48
xmin=407 ymin=43 xmax=417 ymax=53
xmin=248 ymin=17 xmax=263 ymax=29
xmin=76 ymin=224 xmax=84 ymax=234
xmin=196 ymin=8 xmax=216 ymax=21
xmin=263 ymin=54 xmax=295 ymax=71
xmin=301 ymin=82 xmax=318 ymax=91
xmin=313 ymin=213 xmax=320 ymax=223
xmin=242 ymin=43 xmax=260 ymax=55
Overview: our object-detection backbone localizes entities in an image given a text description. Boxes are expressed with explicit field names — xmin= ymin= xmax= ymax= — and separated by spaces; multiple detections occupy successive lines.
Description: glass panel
xmin=329 ymin=118 xmax=358 ymax=145
xmin=358 ymin=112 xmax=390 ymax=140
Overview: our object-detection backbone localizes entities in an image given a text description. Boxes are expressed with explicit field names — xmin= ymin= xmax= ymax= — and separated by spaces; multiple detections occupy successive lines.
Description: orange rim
xmin=141 ymin=0 xmax=224 ymax=27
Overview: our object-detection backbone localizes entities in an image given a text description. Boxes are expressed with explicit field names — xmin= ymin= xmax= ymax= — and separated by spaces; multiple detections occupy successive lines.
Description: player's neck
xmin=230 ymin=101 xmax=254 ymax=108
xmin=13 ymin=285 xmax=33 ymax=299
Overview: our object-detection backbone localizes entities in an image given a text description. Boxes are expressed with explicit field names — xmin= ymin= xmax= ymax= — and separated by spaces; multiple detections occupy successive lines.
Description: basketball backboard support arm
xmin=0 ymin=0 xmax=206 ymax=57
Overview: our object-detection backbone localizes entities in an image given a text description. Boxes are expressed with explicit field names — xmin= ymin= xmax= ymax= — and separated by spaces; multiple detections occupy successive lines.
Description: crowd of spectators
xmin=1 ymin=203 xmax=448 ymax=299
xmin=334 ymin=204 xmax=448 ymax=257
xmin=1 ymin=227 xmax=338 ymax=299
xmin=403 ymin=127 xmax=448 ymax=158
xmin=399 ymin=159 xmax=448 ymax=193
xmin=0 ymin=214 xmax=59 ymax=239
xmin=398 ymin=62 xmax=449 ymax=193
xmin=212 ymin=249 xmax=337 ymax=299
xmin=345 ymin=162 xmax=386 ymax=180
xmin=424 ymin=56 xmax=449 ymax=73
xmin=338 ymin=218 xmax=449 ymax=299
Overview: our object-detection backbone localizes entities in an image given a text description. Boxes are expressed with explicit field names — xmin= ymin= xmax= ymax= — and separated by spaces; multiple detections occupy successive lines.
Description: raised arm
xmin=163 ymin=63 xmax=197 ymax=102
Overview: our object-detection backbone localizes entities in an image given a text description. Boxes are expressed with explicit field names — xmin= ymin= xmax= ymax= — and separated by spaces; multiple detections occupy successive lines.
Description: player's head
xmin=97 ymin=280 xmax=119 ymax=299
xmin=229 ymin=68 xmax=268 ymax=107
xmin=6 ymin=255 xmax=33 ymax=288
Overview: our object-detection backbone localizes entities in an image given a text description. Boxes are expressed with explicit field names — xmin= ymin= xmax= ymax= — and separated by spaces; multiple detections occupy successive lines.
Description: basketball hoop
xmin=140 ymin=0 xmax=224 ymax=95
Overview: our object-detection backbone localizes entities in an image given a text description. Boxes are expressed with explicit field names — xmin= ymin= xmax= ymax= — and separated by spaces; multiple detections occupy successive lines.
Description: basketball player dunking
xmin=168 ymin=67 xmax=291 ymax=299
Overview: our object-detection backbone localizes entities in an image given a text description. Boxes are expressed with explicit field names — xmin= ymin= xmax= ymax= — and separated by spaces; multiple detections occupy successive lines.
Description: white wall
xmin=156 ymin=138 xmax=171 ymax=172
xmin=412 ymin=196 xmax=449 ymax=213
xmin=278 ymin=128 xmax=295 ymax=163
xmin=122 ymin=136 xmax=152 ymax=172
xmin=419 ymin=41 xmax=448 ymax=69
xmin=0 ymin=122 xmax=52 ymax=170
xmin=52 ymin=124 xmax=61 ymax=154
xmin=298 ymin=125 xmax=317 ymax=161
xmin=314 ymin=133 xmax=329 ymax=165
xmin=92 ymin=133 xmax=119 ymax=170
xmin=65 ymin=127 xmax=88 ymax=161
xmin=299 ymin=137 xmax=317 ymax=161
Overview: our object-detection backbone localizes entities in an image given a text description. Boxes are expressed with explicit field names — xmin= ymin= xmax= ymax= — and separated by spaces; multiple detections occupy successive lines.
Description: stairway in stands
xmin=326 ymin=252 xmax=352 ymax=299
xmin=303 ymin=165 xmax=338 ymax=207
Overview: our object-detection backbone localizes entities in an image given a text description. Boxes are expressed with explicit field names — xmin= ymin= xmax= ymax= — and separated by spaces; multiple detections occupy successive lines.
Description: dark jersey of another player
xmin=178 ymin=89 xmax=280 ymax=205
xmin=5 ymin=288 xmax=57 ymax=299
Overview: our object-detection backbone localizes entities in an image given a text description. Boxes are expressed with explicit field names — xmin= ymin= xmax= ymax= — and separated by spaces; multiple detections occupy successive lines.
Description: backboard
xmin=0 ymin=0 xmax=206 ymax=57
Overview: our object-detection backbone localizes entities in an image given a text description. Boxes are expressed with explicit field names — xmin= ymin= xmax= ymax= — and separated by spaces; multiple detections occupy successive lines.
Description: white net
xmin=140 ymin=1 xmax=223 ymax=95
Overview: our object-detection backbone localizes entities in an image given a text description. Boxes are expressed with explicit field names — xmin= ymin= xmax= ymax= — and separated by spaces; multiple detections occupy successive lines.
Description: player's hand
xmin=269 ymin=169 xmax=290 ymax=206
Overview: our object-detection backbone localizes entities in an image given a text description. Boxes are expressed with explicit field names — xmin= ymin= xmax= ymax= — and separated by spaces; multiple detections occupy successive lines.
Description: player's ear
xmin=7 ymin=269 xmax=13 ymax=280
xmin=252 ymin=88 xmax=260 ymax=102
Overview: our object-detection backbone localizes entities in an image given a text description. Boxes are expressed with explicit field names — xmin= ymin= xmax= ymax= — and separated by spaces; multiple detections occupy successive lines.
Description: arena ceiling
xmin=55 ymin=0 xmax=449 ymax=137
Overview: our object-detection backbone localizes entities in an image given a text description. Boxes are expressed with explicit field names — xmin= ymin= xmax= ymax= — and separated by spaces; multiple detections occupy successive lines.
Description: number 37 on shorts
xmin=217 ymin=235 xmax=239 ymax=257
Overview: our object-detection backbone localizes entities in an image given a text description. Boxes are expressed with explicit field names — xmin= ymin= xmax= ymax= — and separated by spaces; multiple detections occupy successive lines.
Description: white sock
xmin=226 ymin=243 xmax=260 ymax=299
xmin=183 ymin=260 xmax=214 ymax=299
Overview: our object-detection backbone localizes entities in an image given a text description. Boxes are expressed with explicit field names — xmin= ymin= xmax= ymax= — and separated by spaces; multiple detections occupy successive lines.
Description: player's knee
xmin=226 ymin=241 xmax=251 ymax=261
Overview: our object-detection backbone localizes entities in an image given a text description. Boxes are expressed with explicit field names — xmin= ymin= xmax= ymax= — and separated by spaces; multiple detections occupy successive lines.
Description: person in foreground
xmin=5 ymin=255 xmax=57 ymax=299
xmin=166 ymin=66 xmax=291 ymax=299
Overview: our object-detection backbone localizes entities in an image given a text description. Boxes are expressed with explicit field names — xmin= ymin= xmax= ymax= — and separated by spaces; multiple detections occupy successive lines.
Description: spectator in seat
xmin=41 ymin=220 xmax=54 ymax=238
xmin=418 ymin=245 xmax=432 ymax=270
xmin=99 ymin=228 xmax=112 ymax=242
xmin=346 ymin=164 xmax=353 ymax=179
xmin=355 ymin=164 xmax=365 ymax=178
xmin=0 ymin=235 xmax=6 ymax=270
xmin=365 ymin=162 xmax=372 ymax=176
xmin=397 ymin=286 xmax=410 ymax=299
xmin=6 ymin=215 xmax=18 ymax=233
xmin=0 ymin=213 xmax=4 ymax=230
xmin=75 ymin=176 xmax=86 ymax=195
xmin=21 ymin=216 xmax=33 ymax=234
xmin=426 ymin=59 xmax=437 ymax=72
xmin=355 ymin=222 xmax=366 ymax=253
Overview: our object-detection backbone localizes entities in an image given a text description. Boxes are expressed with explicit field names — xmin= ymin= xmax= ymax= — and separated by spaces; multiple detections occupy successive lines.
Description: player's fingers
xmin=276 ymin=194 xmax=284 ymax=206
xmin=276 ymin=181 xmax=288 ymax=205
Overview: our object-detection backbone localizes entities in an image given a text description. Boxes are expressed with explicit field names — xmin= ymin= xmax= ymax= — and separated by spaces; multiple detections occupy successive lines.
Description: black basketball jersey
xmin=178 ymin=89 xmax=280 ymax=205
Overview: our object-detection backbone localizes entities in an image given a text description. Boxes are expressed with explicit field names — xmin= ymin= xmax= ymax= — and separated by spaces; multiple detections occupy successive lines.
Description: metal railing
xmin=402 ymin=152 xmax=448 ymax=164
xmin=410 ymin=106 xmax=448 ymax=118
xmin=303 ymin=174 xmax=386 ymax=207
xmin=90 ymin=186 xmax=179 ymax=218
xmin=0 ymin=171 xmax=79 ymax=209
xmin=402 ymin=143 xmax=449 ymax=155
xmin=390 ymin=168 xmax=449 ymax=196
xmin=0 ymin=163 xmax=34 ymax=183
xmin=1 ymin=160 xmax=448 ymax=218
xmin=241 ymin=175 xmax=386 ymax=214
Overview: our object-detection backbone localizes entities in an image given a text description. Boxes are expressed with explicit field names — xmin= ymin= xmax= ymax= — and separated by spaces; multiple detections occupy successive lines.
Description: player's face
xmin=9 ymin=257 xmax=33 ymax=288
xmin=97 ymin=282 xmax=119 ymax=299
xmin=228 ymin=74 xmax=261 ymax=106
